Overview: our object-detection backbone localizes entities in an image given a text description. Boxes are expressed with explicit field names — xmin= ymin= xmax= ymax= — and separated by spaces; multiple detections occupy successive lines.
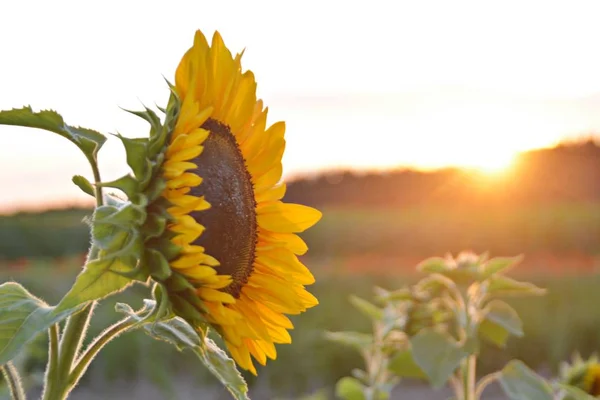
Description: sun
xmin=453 ymin=148 xmax=517 ymax=175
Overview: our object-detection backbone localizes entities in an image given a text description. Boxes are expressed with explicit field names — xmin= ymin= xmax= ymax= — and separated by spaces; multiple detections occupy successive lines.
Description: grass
xmin=303 ymin=204 xmax=600 ymax=259
xmin=2 ymin=257 xmax=600 ymax=398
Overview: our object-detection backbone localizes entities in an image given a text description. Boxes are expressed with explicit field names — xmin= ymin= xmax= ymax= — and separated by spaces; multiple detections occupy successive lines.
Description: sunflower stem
xmin=461 ymin=355 xmax=476 ymax=400
xmin=47 ymin=303 xmax=95 ymax=399
xmin=68 ymin=317 xmax=136 ymax=388
xmin=1 ymin=362 xmax=26 ymax=400
xmin=86 ymin=153 xmax=103 ymax=207
xmin=41 ymin=324 xmax=60 ymax=400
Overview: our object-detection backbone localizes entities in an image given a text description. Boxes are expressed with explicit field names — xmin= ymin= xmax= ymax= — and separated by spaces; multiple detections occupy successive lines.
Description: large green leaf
xmin=388 ymin=348 xmax=427 ymax=379
xmin=410 ymin=329 xmax=468 ymax=388
xmin=0 ymin=107 xmax=106 ymax=158
xmin=56 ymin=256 xmax=142 ymax=312
xmin=116 ymin=302 xmax=249 ymax=400
xmin=335 ymin=377 xmax=366 ymax=400
xmin=498 ymin=360 xmax=553 ymax=400
xmin=482 ymin=300 xmax=523 ymax=338
xmin=478 ymin=319 xmax=511 ymax=348
xmin=325 ymin=331 xmax=373 ymax=352
xmin=0 ymin=282 xmax=82 ymax=365
xmin=557 ymin=383 xmax=597 ymax=400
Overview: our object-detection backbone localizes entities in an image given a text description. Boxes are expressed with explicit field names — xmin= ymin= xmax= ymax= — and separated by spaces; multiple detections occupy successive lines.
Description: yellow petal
xmin=197 ymin=287 xmax=236 ymax=304
xmin=257 ymin=202 xmax=322 ymax=233
xmin=166 ymin=173 xmax=202 ymax=189
xmin=255 ymin=184 xmax=286 ymax=203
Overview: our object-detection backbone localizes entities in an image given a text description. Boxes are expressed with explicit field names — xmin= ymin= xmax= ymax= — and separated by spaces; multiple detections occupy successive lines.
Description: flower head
xmin=108 ymin=30 xmax=322 ymax=375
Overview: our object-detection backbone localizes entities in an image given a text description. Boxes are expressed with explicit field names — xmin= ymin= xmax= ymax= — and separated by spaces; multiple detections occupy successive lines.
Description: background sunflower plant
xmin=0 ymin=30 xmax=320 ymax=400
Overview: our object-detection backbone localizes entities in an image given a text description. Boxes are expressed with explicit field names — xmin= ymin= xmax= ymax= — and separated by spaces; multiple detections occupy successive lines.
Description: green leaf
xmin=349 ymin=295 xmax=384 ymax=320
xmin=480 ymin=255 xmax=523 ymax=280
xmin=0 ymin=106 xmax=106 ymax=157
xmin=117 ymin=134 xmax=149 ymax=181
xmin=487 ymin=276 xmax=546 ymax=297
xmin=194 ymin=339 xmax=249 ymax=400
xmin=478 ymin=319 xmax=511 ymax=347
xmin=416 ymin=257 xmax=450 ymax=274
xmin=324 ymin=331 xmax=373 ymax=351
xmin=388 ymin=348 xmax=427 ymax=379
xmin=56 ymin=256 xmax=143 ymax=312
xmin=498 ymin=360 xmax=553 ymax=400
xmin=116 ymin=303 xmax=249 ymax=400
xmin=482 ymin=300 xmax=523 ymax=337
xmin=410 ymin=329 xmax=468 ymax=388
xmin=557 ymin=383 xmax=597 ymax=400
xmin=0 ymin=282 xmax=82 ymax=365
xmin=72 ymin=175 xmax=95 ymax=197
xmin=374 ymin=286 xmax=412 ymax=303
xmin=98 ymin=175 xmax=140 ymax=200
xmin=335 ymin=377 xmax=366 ymax=400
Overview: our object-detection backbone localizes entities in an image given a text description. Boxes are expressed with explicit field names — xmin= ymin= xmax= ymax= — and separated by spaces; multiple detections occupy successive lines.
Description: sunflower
xmin=584 ymin=363 xmax=600 ymax=396
xmin=153 ymin=30 xmax=321 ymax=374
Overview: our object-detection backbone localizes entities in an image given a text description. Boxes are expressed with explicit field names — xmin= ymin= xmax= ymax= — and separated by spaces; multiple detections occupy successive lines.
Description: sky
xmin=2 ymin=0 xmax=600 ymax=210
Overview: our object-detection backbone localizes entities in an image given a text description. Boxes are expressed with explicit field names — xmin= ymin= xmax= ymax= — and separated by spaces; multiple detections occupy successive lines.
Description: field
xmin=1 ymin=203 xmax=600 ymax=399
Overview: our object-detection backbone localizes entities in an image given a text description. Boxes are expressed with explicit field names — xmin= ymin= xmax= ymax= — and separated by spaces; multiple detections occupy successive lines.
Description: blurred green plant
xmin=326 ymin=252 xmax=561 ymax=400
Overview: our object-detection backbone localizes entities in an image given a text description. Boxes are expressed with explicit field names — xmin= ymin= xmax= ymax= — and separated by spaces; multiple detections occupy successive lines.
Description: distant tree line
xmin=284 ymin=140 xmax=600 ymax=208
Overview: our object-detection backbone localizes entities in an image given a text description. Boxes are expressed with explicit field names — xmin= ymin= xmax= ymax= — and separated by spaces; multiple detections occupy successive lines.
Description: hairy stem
xmin=474 ymin=372 xmax=500 ymax=400
xmin=86 ymin=153 xmax=103 ymax=207
xmin=69 ymin=318 xmax=136 ymax=387
xmin=1 ymin=362 xmax=26 ymax=400
xmin=462 ymin=355 xmax=476 ymax=400
xmin=41 ymin=324 xmax=60 ymax=400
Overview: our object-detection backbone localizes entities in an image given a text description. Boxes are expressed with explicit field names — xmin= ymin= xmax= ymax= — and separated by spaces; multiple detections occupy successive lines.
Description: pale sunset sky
xmin=2 ymin=1 xmax=600 ymax=211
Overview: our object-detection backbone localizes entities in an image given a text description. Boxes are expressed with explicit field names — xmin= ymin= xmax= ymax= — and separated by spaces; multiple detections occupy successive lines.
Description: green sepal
xmin=122 ymin=106 xmax=162 ymax=135
xmin=117 ymin=134 xmax=149 ymax=180
xmin=98 ymin=174 xmax=140 ymax=200
xmin=146 ymin=248 xmax=172 ymax=280
xmin=165 ymin=272 xmax=196 ymax=292
xmin=0 ymin=106 xmax=106 ymax=158
xmin=139 ymin=158 xmax=155 ymax=189
xmin=141 ymin=212 xmax=167 ymax=240
xmin=144 ymin=173 xmax=167 ymax=204
xmin=171 ymin=294 xmax=207 ymax=323
xmin=151 ymin=283 xmax=174 ymax=321
xmin=97 ymin=202 xmax=147 ymax=228
xmin=148 ymin=128 xmax=169 ymax=159
xmin=180 ymin=289 xmax=209 ymax=313
xmin=72 ymin=175 xmax=95 ymax=197
xmin=148 ymin=237 xmax=182 ymax=261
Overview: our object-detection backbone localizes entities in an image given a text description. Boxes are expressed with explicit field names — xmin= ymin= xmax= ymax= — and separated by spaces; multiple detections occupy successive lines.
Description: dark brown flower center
xmin=188 ymin=118 xmax=257 ymax=298
xmin=591 ymin=372 xmax=600 ymax=395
